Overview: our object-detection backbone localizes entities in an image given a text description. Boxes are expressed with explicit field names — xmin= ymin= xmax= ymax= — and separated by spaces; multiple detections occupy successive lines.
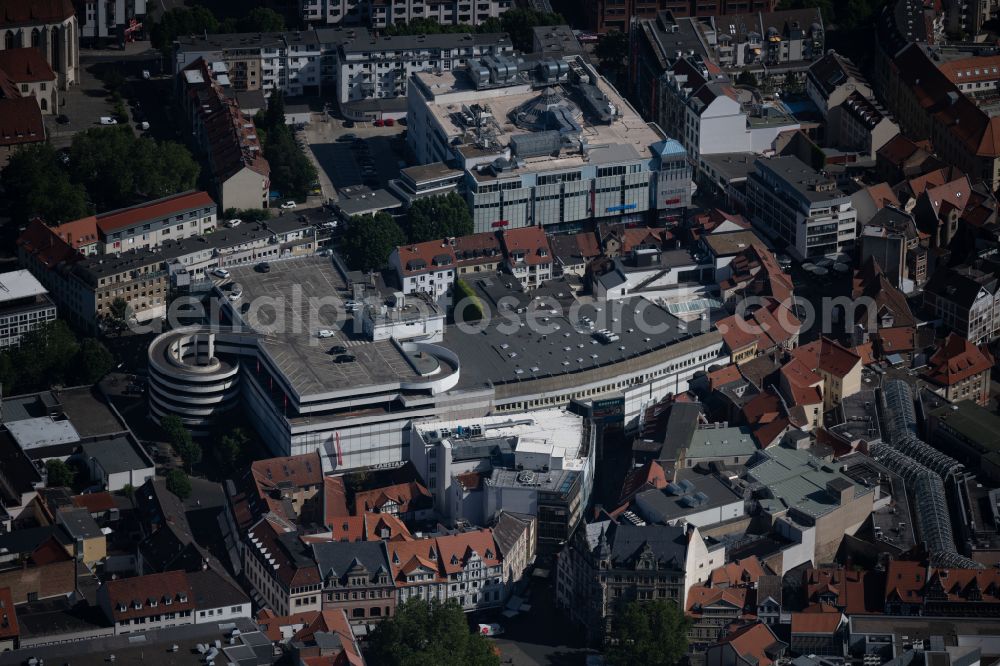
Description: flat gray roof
xmin=80 ymin=436 xmax=151 ymax=474
xmin=445 ymin=277 xmax=717 ymax=390
xmin=700 ymin=152 xmax=758 ymax=182
xmin=226 ymin=256 xmax=453 ymax=400
xmin=636 ymin=469 xmax=743 ymax=522
xmin=753 ymin=155 xmax=850 ymax=205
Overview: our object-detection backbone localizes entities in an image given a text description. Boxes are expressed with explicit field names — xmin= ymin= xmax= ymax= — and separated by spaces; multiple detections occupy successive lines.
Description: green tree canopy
xmin=406 ymin=193 xmax=474 ymax=243
xmin=735 ymin=69 xmax=759 ymax=87
xmin=340 ymin=212 xmax=406 ymax=272
xmin=2 ymin=144 xmax=90 ymax=225
xmin=595 ymin=30 xmax=629 ymax=81
xmin=606 ymin=600 xmax=690 ymax=666
xmin=497 ymin=8 xmax=564 ymax=51
xmin=69 ymin=127 xmax=199 ymax=212
xmin=46 ymin=459 xmax=76 ymax=488
xmin=385 ymin=17 xmax=476 ymax=35
xmin=150 ymin=6 xmax=219 ymax=50
xmin=166 ymin=469 xmax=192 ymax=500
xmin=74 ymin=338 xmax=116 ymax=384
xmin=160 ymin=415 xmax=202 ymax=471
xmin=223 ymin=208 xmax=272 ymax=222
xmin=367 ymin=598 xmax=500 ymax=666
xmin=220 ymin=7 xmax=285 ymax=33
xmin=214 ymin=427 xmax=249 ymax=474
xmin=255 ymin=92 xmax=317 ymax=202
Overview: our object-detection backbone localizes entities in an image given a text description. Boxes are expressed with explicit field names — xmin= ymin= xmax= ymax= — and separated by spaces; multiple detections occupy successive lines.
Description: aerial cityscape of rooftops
xmin=4 ymin=0 xmax=1000 ymax=663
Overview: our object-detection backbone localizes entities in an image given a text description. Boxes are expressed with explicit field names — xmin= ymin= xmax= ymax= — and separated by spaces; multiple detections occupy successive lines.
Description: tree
xmin=255 ymin=92 xmax=317 ymax=202
xmin=339 ymin=212 xmax=406 ymax=272
xmin=104 ymin=297 xmax=132 ymax=335
xmin=151 ymin=6 xmax=219 ymax=51
xmin=166 ymin=469 xmax=192 ymax=500
xmin=223 ymin=208 xmax=272 ymax=222
xmin=69 ymin=127 xmax=199 ymax=212
xmin=496 ymin=8 xmax=564 ymax=52
xmin=2 ymin=144 xmax=90 ymax=224
xmin=7 ymin=320 xmax=81 ymax=391
xmin=367 ymin=598 xmax=500 ymax=666
xmin=214 ymin=427 xmax=249 ymax=473
xmin=735 ymin=69 xmax=759 ymax=88
xmin=160 ymin=415 xmax=202 ymax=471
xmin=596 ymin=30 xmax=629 ymax=82
xmin=406 ymin=193 xmax=473 ymax=243
xmin=606 ymin=600 xmax=690 ymax=666
xmin=46 ymin=459 xmax=75 ymax=488
xmin=453 ymin=279 xmax=483 ymax=323
xmin=73 ymin=338 xmax=115 ymax=384
xmin=263 ymin=90 xmax=287 ymax=132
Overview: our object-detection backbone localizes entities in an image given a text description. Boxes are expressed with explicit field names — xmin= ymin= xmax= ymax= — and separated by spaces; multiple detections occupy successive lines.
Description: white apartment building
xmin=329 ymin=30 xmax=513 ymax=107
xmin=78 ymin=0 xmax=146 ymax=45
xmin=0 ymin=270 xmax=57 ymax=349
xmin=303 ymin=0 xmax=512 ymax=28
xmin=659 ymin=57 xmax=799 ymax=161
xmin=747 ymin=155 xmax=858 ymax=259
xmin=175 ymin=31 xmax=322 ymax=98
xmin=408 ymin=56 xmax=691 ymax=232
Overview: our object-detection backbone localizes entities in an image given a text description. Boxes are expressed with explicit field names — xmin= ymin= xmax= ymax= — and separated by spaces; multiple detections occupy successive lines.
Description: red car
xmin=374 ymin=119 xmax=384 ymax=127
xmin=385 ymin=118 xmax=395 ymax=126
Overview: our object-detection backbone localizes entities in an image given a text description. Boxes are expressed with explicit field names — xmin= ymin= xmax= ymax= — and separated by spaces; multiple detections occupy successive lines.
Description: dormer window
xmin=148 ymin=597 xmax=158 ymax=607
xmin=133 ymin=600 xmax=142 ymax=610
xmin=177 ymin=592 xmax=188 ymax=603
xmin=117 ymin=602 xmax=127 ymax=612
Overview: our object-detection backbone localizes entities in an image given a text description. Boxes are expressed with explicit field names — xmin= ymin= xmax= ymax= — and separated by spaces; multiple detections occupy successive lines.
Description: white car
xmin=226 ymin=219 xmax=242 ymax=228
xmin=99 ymin=117 xmax=118 ymax=125
xmin=212 ymin=268 xmax=231 ymax=278
xmin=317 ymin=329 xmax=336 ymax=338
xmin=280 ymin=201 xmax=297 ymax=210
xmin=142 ymin=69 xmax=151 ymax=80
xmin=227 ymin=291 xmax=242 ymax=301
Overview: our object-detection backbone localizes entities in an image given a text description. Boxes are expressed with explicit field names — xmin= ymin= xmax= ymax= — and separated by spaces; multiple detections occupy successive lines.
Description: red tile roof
xmin=72 ymin=491 xmax=116 ymax=513
xmin=708 ymin=557 xmax=768 ymax=588
xmin=923 ymin=333 xmax=993 ymax=386
xmin=0 ymin=48 xmax=55 ymax=83
xmin=387 ymin=529 xmax=499 ymax=586
xmin=790 ymin=612 xmax=843 ymax=634
xmin=0 ymin=0 xmax=75 ymax=27
xmin=103 ymin=571 xmax=195 ymax=622
xmin=717 ymin=314 xmax=760 ymax=353
xmin=790 ymin=338 xmax=861 ymax=379
xmin=885 ymin=560 xmax=926 ymax=605
xmin=323 ymin=476 xmax=350 ymax=524
xmin=52 ymin=216 xmax=99 ymax=250
xmin=803 ymin=567 xmax=878 ymax=615
xmin=877 ymin=326 xmax=915 ymax=355
xmin=354 ymin=480 xmax=431 ymax=515
xmin=618 ymin=460 xmax=668 ymax=503
xmin=0 ymin=587 xmax=18 ymax=641
xmin=293 ymin=609 xmax=365 ymax=666
xmin=502 ymin=226 xmax=552 ymax=266
xmin=719 ymin=622 xmax=783 ymax=666
xmin=315 ymin=512 xmax=413 ymax=543
xmin=95 ymin=190 xmax=215 ymax=234
xmin=938 ymin=55 xmax=1000 ymax=86
xmin=686 ymin=586 xmax=752 ymax=615
xmin=0 ymin=96 xmax=44 ymax=147
xmin=256 ymin=609 xmax=318 ymax=642
xmin=709 ymin=364 xmax=743 ymax=390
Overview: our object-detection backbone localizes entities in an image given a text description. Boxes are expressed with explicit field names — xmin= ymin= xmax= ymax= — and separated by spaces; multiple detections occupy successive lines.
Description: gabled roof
xmin=103 ymin=571 xmax=195 ymax=622
xmin=0 ymin=47 xmax=55 ymax=83
xmin=354 ymin=480 xmax=431 ymax=515
xmin=923 ymin=333 xmax=993 ymax=387
xmin=709 ymin=557 xmax=768 ymax=588
xmin=790 ymin=337 xmax=861 ymax=379
xmin=501 ymin=226 xmax=552 ymax=266
xmin=0 ymin=0 xmax=74 ymax=27
xmin=0 ymin=95 xmax=44 ymax=147
xmin=95 ymin=190 xmax=216 ymax=235
xmin=607 ymin=523 xmax=687 ymax=569
xmin=718 ymin=622 xmax=785 ymax=666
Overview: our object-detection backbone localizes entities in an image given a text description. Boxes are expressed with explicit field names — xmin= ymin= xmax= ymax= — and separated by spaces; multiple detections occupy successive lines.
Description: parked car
xmin=384 ymin=118 xmax=395 ymax=126
xmin=142 ymin=69 xmax=151 ymax=80
xmin=226 ymin=219 xmax=242 ymax=228
xmin=280 ymin=201 xmax=297 ymax=210
xmin=334 ymin=354 xmax=356 ymax=363
xmin=478 ymin=624 xmax=504 ymax=637
xmin=212 ymin=268 xmax=231 ymax=278
xmin=374 ymin=118 xmax=384 ymax=127
xmin=139 ymin=121 xmax=150 ymax=131
xmin=256 ymin=262 xmax=271 ymax=273
xmin=99 ymin=117 xmax=117 ymax=125
xmin=328 ymin=345 xmax=348 ymax=355
xmin=344 ymin=300 xmax=359 ymax=312
xmin=343 ymin=120 xmax=355 ymax=128
xmin=317 ymin=329 xmax=336 ymax=338
xmin=339 ymin=133 xmax=358 ymax=142
xmin=228 ymin=289 xmax=242 ymax=302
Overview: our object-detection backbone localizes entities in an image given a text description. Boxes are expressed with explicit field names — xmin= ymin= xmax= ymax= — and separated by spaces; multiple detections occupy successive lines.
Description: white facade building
xmin=303 ymin=0 xmax=512 ymax=28
xmin=78 ymin=0 xmax=146 ymax=45
xmin=747 ymin=155 xmax=858 ymax=259
xmin=408 ymin=56 xmax=691 ymax=231
xmin=0 ymin=270 xmax=57 ymax=349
